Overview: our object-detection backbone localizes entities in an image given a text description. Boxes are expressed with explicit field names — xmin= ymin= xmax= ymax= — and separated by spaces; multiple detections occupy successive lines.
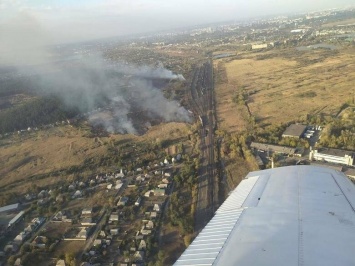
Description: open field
xmin=214 ymin=47 xmax=355 ymax=132
xmin=0 ymin=122 xmax=191 ymax=199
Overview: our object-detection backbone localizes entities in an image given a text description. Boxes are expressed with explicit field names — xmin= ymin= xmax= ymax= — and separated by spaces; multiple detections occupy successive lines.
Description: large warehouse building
xmin=174 ymin=166 xmax=355 ymax=266
xmin=282 ymin=124 xmax=307 ymax=138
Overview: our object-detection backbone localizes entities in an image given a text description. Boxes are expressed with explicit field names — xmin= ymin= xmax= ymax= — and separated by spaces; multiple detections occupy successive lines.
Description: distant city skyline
xmin=0 ymin=0 xmax=354 ymax=44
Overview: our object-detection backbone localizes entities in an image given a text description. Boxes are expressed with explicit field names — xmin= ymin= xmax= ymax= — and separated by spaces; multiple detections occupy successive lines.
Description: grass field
xmin=214 ymin=47 xmax=355 ymax=132
xmin=0 ymin=122 xmax=191 ymax=199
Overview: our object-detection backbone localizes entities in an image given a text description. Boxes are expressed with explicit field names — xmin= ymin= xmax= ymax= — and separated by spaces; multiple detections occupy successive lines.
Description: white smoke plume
xmin=0 ymin=11 xmax=191 ymax=134
xmin=31 ymin=57 xmax=191 ymax=134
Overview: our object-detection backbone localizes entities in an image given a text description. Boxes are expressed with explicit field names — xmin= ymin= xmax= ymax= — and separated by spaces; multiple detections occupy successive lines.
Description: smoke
xmin=0 ymin=11 xmax=191 ymax=135
xmin=30 ymin=56 xmax=191 ymax=134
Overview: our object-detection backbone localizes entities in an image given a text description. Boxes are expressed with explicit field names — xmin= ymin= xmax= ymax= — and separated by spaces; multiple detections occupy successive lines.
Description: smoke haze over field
xmin=0 ymin=12 xmax=190 ymax=134
xmin=6 ymin=56 xmax=190 ymax=134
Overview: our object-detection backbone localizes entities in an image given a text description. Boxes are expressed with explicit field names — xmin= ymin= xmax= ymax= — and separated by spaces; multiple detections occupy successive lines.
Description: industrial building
xmin=0 ymin=203 xmax=19 ymax=214
xmin=250 ymin=142 xmax=303 ymax=156
xmin=174 ymin=166 xmax=355 ymax=266
xmin=282 ymin=124 xmax=307 ymax=138
xmin=309 ymin=147 xmax=354 ymax=166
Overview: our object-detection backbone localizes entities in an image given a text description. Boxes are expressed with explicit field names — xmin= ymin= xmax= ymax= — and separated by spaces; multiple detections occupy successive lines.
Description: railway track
xmin=187 ymin=60 xmax=217 ymax=232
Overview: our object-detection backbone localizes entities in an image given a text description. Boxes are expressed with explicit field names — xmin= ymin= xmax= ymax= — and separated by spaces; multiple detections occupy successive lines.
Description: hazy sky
xmin=0 ymin=0 xmax=354 ymax=44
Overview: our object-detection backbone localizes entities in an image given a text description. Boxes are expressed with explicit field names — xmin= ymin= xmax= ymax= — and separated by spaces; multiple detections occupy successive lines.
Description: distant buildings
xmin=252 ymin=43 xmax=268 ymax=50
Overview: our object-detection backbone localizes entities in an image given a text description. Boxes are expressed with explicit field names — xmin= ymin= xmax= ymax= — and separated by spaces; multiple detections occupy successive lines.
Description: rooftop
xmin=174 ymin=165 xmax=355 ymax=266
xmin=251 ymin=142 xmax=296 ymax=155
xmin=315 ymin=147 xmax=354 ymax=157
xmin=282 ymin=124 xmax=307 ymax=138
xmin=0 ymin=203 xmax=19 ymax=213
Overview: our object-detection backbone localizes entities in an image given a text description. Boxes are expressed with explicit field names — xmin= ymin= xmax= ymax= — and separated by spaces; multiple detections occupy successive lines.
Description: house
xmin=94 ymin=239 xmax=102 ymax=246
xmin=32 ymin=236 xmax=47 ymax=249
xmin=99 ymin=230 xmax=107 ymax=238
xmin=162 ymin=178 xmax=170 ymax=184
xmin=53 ymin=211 xmax=64 ymax=221
xmin=14 ymin=232 xmax=29 ymax=243
xmin=24 ymin=224 xmax=36 ymax=233
xmin=110 ymin=228 xmax=119 ymax=236
xmin=138 ymin=240 xmax=146 ymax=251
xmin=56 ymin=260 xmax=66 ymax=266
xmin=109 ymin=213 xmax=119 ymax=222
xmin=150 ymin=212 xmax=157 ymax=219
xmin=153 ymin=204 xmax=161 ymax=212
xmin=135 ymin=197 xmax=142 ymax=207
xmin=115 ymin=182 xmax=123 ymax=190
xmin=133 ymin=251 xmax=145 ymax=262
xmin=164 ymin=172 xmax=171 ymax=177
xmin=82 ymin=208 xmax=92 ymax=216
xmin=136 ymin=175 xmax=145 ymax=182
xmin=145 ymin=220 xmax=154 ymax=229
xmin=158 ymin=184 xmax=168 ymax=189
xmin=14 ymin=258 xmax=22 ymax=266
xmin=140 ymin=226 xmax=152 ymax=235
xmin=77 ymin=227 xmax=90 ymax=239
xmin=144 ymin=190 xmax=153 ymax=197
xmin=72 ymin=190 xmax=83 ymax=198
xmin=117 ymin=196 xmax=129 ymax=206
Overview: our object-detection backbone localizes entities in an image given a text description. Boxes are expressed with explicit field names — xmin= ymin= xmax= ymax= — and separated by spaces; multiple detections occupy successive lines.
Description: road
xmin=188 ymin=61 xmax=217 ymax=232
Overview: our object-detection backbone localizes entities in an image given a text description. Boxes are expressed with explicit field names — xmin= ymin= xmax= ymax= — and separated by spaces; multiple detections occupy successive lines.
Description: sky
xmin=0 ymin=0 xmax=354 ymax=44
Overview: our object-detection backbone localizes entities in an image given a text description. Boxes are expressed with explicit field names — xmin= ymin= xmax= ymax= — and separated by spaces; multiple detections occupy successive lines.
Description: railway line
xmin=187 ymin=60 xmax=217 ymax=232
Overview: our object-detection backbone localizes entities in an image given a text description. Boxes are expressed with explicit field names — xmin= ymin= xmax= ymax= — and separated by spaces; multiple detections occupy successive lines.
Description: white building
xmin=309 ymin=148 xmax=354 ymax=166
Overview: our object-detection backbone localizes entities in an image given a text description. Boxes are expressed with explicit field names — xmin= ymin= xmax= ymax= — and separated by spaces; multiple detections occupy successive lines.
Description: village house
xmin=117 ymin=196 xmax=129 ymax=206
xmin=153 ymin=204 xmax=161 ymax=212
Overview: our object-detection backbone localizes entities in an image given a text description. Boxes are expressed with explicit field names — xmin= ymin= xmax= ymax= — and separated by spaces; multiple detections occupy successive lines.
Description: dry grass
xmin=0 ymin=122 xmax=190 ymax=194
xmin=218 ymin=48 xmax=355 ymax=127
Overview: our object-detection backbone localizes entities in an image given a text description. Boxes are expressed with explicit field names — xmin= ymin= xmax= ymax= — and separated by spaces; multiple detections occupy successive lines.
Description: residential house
xmin=82 ymin=208 xmax=92 ymax=216
xmin=158 ymin=184 xmax=168 ymax=189
xmin=109 ymin=213 xmax=119 ymax=222
xmin=138 ymin=240 xmax=146 ymax=251
xmin=135 ymin=197 xmax=142 ymax=207
xmin=145 ymin=220 xmax=154 ymax=229
xmin=77 ymin=227 xmax=90 ymax=239
xmin=117 ymin=196 xmax=129 ymax=206
xmin=32 ymin=236 xmax=47 ymax=249
xmin=134 ymin=251 xmax=145 ymax=262
xmin=153 ymin=204 xmax=161 ymax=212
